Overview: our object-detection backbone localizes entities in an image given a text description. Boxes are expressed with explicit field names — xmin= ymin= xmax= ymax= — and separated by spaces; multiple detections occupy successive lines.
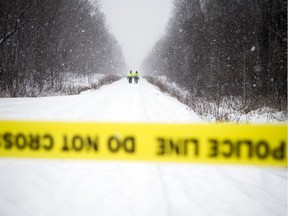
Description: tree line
xmin=0 ymin=0 xmax=126 ymax=97
xmin=142 ymin=0 xmax=287 ymax=111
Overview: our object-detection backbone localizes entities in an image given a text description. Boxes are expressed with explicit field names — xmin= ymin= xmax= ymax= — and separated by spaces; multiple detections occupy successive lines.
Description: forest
xmin=142 ymin=0 xmax=287 ymax=112
xmin=0 ymin=0 xmax=127 ymax=97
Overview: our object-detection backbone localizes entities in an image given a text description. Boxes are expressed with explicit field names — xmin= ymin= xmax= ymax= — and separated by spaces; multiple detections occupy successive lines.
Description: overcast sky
xmin=99 ymin=0 xmax=174 ymax=71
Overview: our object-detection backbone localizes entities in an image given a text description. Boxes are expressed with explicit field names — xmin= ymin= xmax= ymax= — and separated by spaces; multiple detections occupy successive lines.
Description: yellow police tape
xmin=0 ymin=121 xmax=286 ymax=166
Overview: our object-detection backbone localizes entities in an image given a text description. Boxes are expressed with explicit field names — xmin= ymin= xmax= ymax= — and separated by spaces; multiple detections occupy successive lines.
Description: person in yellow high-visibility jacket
xmin=127 ymin=70 xmax=133 ymax=83
xmin=133 ymin=71 xmax=140 ymax=83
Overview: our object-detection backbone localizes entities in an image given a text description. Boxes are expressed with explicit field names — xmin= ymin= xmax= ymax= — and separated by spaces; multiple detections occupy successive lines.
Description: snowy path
xmin=0 ymin=78 xmax=202 ymax=122
xmin=0 ymin=79 xmax=286 ymax=216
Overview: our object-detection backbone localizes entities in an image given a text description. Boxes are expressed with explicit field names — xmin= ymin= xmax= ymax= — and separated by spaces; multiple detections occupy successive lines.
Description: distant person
xmin=133 ymin=71 xmax=140 ymax=84
xmin=127 ymin=70 xmax=133 ymax=83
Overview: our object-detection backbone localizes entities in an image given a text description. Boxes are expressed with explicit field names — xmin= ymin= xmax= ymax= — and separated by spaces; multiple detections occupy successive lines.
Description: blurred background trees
xmin=0 ymin=0 xmax=126 ymax=96
xmin=142 ymin=0 xmax=287 ymax=111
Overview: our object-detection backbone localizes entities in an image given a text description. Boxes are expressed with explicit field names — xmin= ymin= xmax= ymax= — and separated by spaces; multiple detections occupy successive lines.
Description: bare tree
xmin=0 ymin=0 xmax=127 ymax=97
xmin=142 ymin=0 xmax=287 ymax=111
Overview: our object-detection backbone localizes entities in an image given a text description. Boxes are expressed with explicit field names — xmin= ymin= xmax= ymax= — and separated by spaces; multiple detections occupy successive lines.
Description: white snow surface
xmin=0 ymin=79 xmax=287 ymax=216
xmin=0 ymin=79 xmax=202 ymax=122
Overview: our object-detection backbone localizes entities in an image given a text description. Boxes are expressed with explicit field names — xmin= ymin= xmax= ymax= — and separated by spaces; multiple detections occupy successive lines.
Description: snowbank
xmin=145 ymin=76 xmax=287 ymax=124
xmin=0 ymin=73 xmax=121 ymax=98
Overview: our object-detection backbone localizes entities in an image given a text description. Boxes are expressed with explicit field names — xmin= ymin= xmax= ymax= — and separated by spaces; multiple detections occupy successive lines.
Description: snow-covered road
xmin=0 ymin=79 xmax=286 ymax=216
xmin=0 ymin=79 xmax=202 ymax=122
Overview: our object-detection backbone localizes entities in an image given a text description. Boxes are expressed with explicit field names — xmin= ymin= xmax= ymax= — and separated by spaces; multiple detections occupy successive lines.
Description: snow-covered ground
xmin=0 ymin=79 xmax=202 ymax=122
xmin=146 ymin=75 xmax=287 ymax=123
xmin=0 ymin=79 xmax=286 ymax=216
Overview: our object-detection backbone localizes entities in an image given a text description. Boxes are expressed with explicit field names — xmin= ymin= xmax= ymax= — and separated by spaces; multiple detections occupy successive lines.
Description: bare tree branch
xmin=0 ymin=19 xmax=36 ymax=45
